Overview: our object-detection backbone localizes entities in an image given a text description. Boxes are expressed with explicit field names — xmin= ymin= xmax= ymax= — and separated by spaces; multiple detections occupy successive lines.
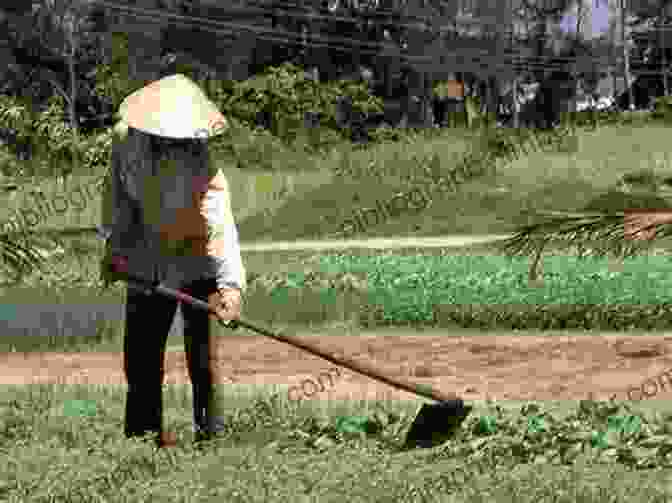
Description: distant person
xmin=100 ymin=74 xmax=246 ymax=448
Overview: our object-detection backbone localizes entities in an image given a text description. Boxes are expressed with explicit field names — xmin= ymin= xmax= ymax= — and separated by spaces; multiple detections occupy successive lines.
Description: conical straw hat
xmin=118 ymin=74 xmax=228 ymax=140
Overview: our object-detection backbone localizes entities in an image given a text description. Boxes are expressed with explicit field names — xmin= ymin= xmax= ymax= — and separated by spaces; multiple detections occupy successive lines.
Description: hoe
xmin=110 ymin=258 xmax=472 ymax=450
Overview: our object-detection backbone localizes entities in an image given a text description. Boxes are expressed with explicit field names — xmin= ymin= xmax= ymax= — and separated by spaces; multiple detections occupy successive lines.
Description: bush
xmin=557 ymin=109 xmax=656 ymax=130
xmin=209 ymin=62 xmax=383 ymax=152
xmin=0 ymin=94 xmax=114 ymax=178
xmin=652 ymin=96 xmax=672 ymax=122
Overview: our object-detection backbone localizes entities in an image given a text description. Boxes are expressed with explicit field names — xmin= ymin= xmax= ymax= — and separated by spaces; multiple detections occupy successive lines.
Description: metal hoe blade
xmin=402 ymin=401 xmax=473 ymax=450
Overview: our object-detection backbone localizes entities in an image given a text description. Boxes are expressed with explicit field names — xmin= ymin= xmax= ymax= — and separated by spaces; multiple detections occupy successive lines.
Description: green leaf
xmin=62 ymin=399 xmax=97 ymax=418
xmin=475 ymin=415 xmax=498 ymax=435
xmin=607 ymin=414 xmax=642 ymax=438
xmin=527 ymin=415 xmax=547 ymax=434
xmin=334 ymin=415 xmax=371 ymax=435
xmin=591 ymin=430 xmax=608 ymax=449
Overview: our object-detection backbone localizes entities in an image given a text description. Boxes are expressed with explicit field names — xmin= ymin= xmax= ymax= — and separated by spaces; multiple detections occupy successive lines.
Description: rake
xmin=109 ymin=257 xmax=472 ymax=450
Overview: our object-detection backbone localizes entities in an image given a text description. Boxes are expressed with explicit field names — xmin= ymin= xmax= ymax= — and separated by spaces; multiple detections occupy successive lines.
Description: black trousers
xmin=123 ymin=277 xmax=219 ymax=440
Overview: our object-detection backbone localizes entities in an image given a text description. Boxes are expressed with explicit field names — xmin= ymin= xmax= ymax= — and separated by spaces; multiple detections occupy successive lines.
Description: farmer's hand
xmin=624 ymin=212 xmax=672 ymax=241
xmin=208 ymin=288 xmax=242 ymax=325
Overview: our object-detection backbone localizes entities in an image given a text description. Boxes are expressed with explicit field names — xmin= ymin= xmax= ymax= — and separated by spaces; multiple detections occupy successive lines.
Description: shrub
xmin=209 ymin=62 xmax=383 ymax=151
xmin=0 ymin=93 xmax=114 ymax=178
xmin=652 ymin=96 xmax=672 ymax=122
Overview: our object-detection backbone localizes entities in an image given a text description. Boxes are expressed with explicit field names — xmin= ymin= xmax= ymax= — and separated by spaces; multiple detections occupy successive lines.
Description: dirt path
xmin=4 ymin=330 xmax=672 ymax=404
xmin=240 ymin=235 xmax=515 ymax=251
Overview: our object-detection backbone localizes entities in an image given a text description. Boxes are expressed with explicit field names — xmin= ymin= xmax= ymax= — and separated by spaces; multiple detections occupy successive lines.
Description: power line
xmin=95 ymin=0 xmax=404 ymax=54
xmin=244 ymin=0 xmax=672 ymax=37
xmin=96 ymin=0 xmax=520 ymax=72
xmin=187 ymin=0 xmax=440 ymax=30
xmin=94 ymin=0 xmax=642 ymax=75
xmin=202 ymin=0 xmax=672 ymax=67
xmin=81 ymin=0 xmax=668 ymax=85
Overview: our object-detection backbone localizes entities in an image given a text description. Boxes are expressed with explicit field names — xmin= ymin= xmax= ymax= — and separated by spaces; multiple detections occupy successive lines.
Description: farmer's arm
xmin=201 ymin=168 xmax=247 ymax=293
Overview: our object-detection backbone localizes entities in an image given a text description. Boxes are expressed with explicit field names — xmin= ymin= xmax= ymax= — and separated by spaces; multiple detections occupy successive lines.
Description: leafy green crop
xmin=315 ymin=252 xmax=672 ymax=305
xmin=252 ymin=252 xmax=672 ymax=329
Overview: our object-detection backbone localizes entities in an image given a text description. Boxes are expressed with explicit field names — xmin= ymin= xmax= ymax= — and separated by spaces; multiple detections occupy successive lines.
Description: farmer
xmin=100 ymin=74 xmax=246 ymax=448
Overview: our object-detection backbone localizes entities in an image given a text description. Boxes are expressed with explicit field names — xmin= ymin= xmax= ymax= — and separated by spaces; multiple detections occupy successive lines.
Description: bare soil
xmin=4 ymin=331 xmax=672 ymax=404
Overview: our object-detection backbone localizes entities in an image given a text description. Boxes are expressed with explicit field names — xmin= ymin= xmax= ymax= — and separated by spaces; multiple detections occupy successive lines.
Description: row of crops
xmin=247 ymin=252 xmax=672 ymax=330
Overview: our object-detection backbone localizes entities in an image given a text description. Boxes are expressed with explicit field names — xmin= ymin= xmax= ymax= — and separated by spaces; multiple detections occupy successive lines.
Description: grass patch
xmin=1 ymin=383 xmax=672 ymax=501
xmin=6 ymin=122 xmax=672 ymax=246
xmin=237 ymin=122 xmax=672 ymax=241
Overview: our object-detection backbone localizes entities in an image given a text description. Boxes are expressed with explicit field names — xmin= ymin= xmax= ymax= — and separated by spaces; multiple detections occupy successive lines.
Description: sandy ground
xmin=240 ymin=235 xmax=514 ymax=251
xmin=4 ymin=330 xmax=672 ymax=405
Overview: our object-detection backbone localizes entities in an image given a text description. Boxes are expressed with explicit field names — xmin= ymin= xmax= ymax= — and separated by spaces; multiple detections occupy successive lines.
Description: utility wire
xmin=149 ymin=0 xmax=672 ymax=70
xmin=232 ymin=0 xmax=672 ymax=37
xmin=97 ymin=0 xmax=529 ymax=74
xmin=95 ymin=0 xmax=403 ymax=54
xmin=94 ymin=0 xmax=653 ymax=75
xmin=201 ymin=0 xmax=469 ymax=25
xmin=92 ymin=0 xmax=589 ymax=57
xmin=178 ymin=0 xmax=457 ymax=32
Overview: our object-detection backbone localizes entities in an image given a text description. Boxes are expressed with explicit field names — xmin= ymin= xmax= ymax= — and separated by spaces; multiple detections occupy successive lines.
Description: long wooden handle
xmin=110 ymin=257 xmax=461 ymax=404
xmin=230 ymin=318 xmax=461 ymax=404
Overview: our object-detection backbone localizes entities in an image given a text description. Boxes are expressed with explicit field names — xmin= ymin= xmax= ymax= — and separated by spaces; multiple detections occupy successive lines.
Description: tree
xmin=570 ymin=0 xmax=591 ymax=111
xmin=1 ymin=1 xmax=114 ymax=133
xmin=609 ymin=0 xmax=672 ymax=107
xmin=32 ymin=0 xmax=103 ymax=136
xmin=498 ymin=1 xmax=672 ymax=276
xmin=399 ymin=0 xmax=438 ymax=127
xmin=632 ymin=0 xmax=672 ymax=97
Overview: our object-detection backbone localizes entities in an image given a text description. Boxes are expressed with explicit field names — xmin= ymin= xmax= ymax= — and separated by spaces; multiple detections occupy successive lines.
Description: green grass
xmin=6 ymin=122 xmax=672 ymax=246
xmin=2 ymin=382 xmax=672 ymax=501
xmin=236 ymin=122 xmax=672 ymax=241
xmin=2 ymin=126 xmax=475 ymax=239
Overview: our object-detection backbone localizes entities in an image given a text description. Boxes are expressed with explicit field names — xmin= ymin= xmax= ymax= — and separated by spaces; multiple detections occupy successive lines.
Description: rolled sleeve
xmin=202 ymin=169 xmax=247 ymax=292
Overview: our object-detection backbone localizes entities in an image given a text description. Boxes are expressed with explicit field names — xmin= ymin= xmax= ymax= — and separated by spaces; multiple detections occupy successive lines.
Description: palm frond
xmin=496 ymin=210 xmax=669 ymax=261
xmin=0 ymin=229 xmax=53 ymax=285
xmin=0 ymin=226 xmax=100 ymax=239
